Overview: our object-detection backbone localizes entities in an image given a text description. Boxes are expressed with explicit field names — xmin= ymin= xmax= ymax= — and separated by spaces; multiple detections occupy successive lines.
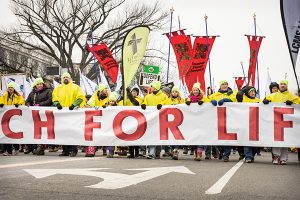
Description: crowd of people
xmin=1 ymin=72 xmax=300 ymax=165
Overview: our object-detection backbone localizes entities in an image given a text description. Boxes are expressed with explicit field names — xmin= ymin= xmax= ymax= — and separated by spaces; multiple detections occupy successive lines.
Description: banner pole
xmin=254 ymin=14 xmax=260 ymax=98
xmin=178 ymin=16 xmax=181 ymax=31
xmin=205 ymin=14 xmax=212 ymax=88
xmin=240 ymin=61 xmax=246 ymax=79
xmin=90 ymin=25 xmax=100 ymax=85
xmin=166 ymin=8 xmax=174 ymax=83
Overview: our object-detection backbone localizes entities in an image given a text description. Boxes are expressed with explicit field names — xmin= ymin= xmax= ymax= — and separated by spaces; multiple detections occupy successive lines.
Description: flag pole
xmin=166 ymin=7 xmax=174 ymax=84
xmin=90 ymin=24 xmax=100 ymax=85
xmin=205 ymin=14 xmax=213 ymax=88
xmin=254 ymin=13 xmax=260 ymax=98
xmin=178 ymin=16 xmax=181 ymax=30
xmin=240 ymin=61 xmax=246 ymax=79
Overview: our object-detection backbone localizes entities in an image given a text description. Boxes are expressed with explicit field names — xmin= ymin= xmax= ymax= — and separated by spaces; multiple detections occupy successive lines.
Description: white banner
xmin=0 ymin=103 xmax=300 ymax=147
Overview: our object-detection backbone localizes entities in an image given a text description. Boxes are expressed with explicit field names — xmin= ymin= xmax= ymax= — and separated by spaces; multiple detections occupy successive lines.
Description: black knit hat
xmin=131 ymin=87 xmax=139 ymax=95
xmin=269 ymin=82 xmax=279 ymax=93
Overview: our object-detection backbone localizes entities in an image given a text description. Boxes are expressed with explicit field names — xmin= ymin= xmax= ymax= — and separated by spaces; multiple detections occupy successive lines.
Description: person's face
xmin=101 ymin=89 xmax=108 ymax=96
xmin=35 ymin=83 xmax=43 ymax=90
xmin=249 ymin=90 xmax=256 ymax=98
xmin=151 ymin=87 xmax=157 ymax=93
xmin=63 ymin=77 xmax=71 ymax=84
xmin=279 ymin=83 xmax=287 ymax=92
xmin=192 ymin=88 xmax=199 ymax=96
xmin=271 ymin=87 xmax=278 ymax=93
xmin=7 ymin=87 xmax=14 ymax=94
xmin=220 ymin=83 xmax=228 ymax=91
xmin=131 ymin=90 xmax=138 ymax=97
xmin=171 ymin=90 xmax=179 ymax=97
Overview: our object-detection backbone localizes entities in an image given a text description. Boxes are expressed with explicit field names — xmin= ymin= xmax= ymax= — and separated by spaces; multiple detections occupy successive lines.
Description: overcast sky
xmin=0 ymin=0 xmax=299 ymax=95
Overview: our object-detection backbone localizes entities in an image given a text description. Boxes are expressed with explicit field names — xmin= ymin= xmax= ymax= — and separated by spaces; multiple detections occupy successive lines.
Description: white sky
xmin=0 ymin=0 xmax=299 ymax=95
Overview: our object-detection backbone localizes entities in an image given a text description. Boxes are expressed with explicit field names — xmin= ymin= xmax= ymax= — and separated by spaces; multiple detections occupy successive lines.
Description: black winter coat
xmin=26 ymin=87 xmax=53 ymax=106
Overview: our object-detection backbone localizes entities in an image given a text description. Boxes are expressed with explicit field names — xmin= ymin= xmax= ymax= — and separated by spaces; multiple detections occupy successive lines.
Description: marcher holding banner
xmin=25 ymin=78 xmax=53 ymax=155
xmin=141 ymin=81 xmax=168 ymax=159
xmin=185 ymin=82 xmax=210 ymax=161
xmin=236 ymin=86 xmax=261 ymax=163
xmin=0 ymin=82 xmax=24 ymax=156
xmin=52 ymin=72 xmax=85 ymax=157
xmin=209 ymin=80 xmax=237 ymax=162
xmin=264 ymin=80 xmax=299 ymax=165
xmin=87 ymin=84 xmax=109 ymax=108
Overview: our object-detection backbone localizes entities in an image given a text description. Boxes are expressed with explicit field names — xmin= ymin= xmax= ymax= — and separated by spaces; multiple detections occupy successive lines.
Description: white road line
xmin=205 ymin=160 xmax=244 ymax=195
xmin=0 ymin=157 xmax=103 ymax=169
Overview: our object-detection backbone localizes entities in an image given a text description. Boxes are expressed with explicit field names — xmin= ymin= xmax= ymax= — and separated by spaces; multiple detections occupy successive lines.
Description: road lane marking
xmin=205 ymin=160 xmax=244 ymax=194
xmin=0 ymin=157 xmax=103 ymax=169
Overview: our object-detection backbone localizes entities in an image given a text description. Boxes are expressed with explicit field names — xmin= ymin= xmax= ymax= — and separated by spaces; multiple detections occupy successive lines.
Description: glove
xmin=26 ymin=103 xmax=30 ymax=107
xmin=262 ymin=99 xmax=270 ymax=105
xmin=0 ymin=104 xmax=4 ymax=108
xmin=211 ymin=100 xmax=217 ymax=106
xmin=102 ymin=105 xmax=106 ymax=109
xmin=185 ymin=101 xmax=191 ymax=105
xmin=198 ymin=100 xmax=204 ymax=105
xmin=141 ymin=104 xmax=146 ymax=110
xmin=56 ymin=103 xmax=62 ymax=110
xmin=34 ymin=104 xmax=40 ymax=106
xmin=14 ymin=104 xmax=19 ymax=108
xmin=69 ymin=104 xmax=75 ymax=110
xmin=126 ymin=87 xmax=131 ymax=94
xmin=157 ymin=104 xmax=162 ymax=110
xmin=218 ymin=98 xmax=232 ymax=106
xmin=286 ymin=100 xmax=293 ymax=106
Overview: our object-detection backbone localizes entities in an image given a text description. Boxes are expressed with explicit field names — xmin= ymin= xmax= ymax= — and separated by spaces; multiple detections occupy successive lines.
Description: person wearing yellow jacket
xmin=236 ymin=86 xmax=261 ymax=163
xmin=263 ymin=80 xmax=299 ymax=165
xmin=141 ymin=81 xmax=168 ymax=159
xmin=52 ymin=72 xmax=85 ymax=157
xmin=0 ymin=82 xmax=24 ymax=156
xmin=210 ymin=80 xmax=237 ymax=162
xmin=87 ymin=84 xmax=109 ymax=108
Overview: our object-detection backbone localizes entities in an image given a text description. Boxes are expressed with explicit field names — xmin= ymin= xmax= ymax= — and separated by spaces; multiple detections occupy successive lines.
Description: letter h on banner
xmin=32 ymin=110 xmax=55 ymax=139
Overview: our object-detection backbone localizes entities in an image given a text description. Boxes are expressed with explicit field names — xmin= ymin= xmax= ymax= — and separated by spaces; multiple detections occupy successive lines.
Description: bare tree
xmin=2 ymin=0 xmax=168 ymax=82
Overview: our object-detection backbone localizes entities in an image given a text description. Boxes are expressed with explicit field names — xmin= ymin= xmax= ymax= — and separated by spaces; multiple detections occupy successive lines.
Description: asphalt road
xmin=0 ymin=149 xmax=300 ymax=200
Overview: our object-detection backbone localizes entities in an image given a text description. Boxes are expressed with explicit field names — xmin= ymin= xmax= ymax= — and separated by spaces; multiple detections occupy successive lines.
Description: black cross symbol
xmin=128 ymin=33 xmax=142 ymax=54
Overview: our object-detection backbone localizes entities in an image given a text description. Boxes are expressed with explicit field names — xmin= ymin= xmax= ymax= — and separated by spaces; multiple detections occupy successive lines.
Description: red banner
xmin=166 ymin=30 xmax=193 ymax=81
xmin=86 ymin=42 xmax=118 ymax=83
xmin=185 ymin=36 xmax=216 ymax=92
xmin=247 ymin=36 xmax=263 ymax=86
xmin=235 ymin=77 xmax=246 ymax=90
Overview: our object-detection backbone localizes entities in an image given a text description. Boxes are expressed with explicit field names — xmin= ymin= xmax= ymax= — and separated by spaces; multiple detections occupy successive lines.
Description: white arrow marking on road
xmin=24 ymin=166 xmax=194 ymax=189
xmin=205 ymin=160 xmax=244 ymax=194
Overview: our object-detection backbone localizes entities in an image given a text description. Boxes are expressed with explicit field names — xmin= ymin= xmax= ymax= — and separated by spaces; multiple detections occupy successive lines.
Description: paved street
xmin=0 ymin=150 xmax=300 ymax=200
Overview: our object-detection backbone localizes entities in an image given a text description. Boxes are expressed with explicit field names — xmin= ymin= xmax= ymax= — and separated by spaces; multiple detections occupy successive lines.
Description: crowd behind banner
xmin=0 ymin=72 xmax=300 ymax=165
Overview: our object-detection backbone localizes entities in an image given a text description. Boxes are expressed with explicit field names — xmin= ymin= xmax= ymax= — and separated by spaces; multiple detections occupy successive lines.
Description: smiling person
xmin=0 ymin=82 xmax=25 ymax=156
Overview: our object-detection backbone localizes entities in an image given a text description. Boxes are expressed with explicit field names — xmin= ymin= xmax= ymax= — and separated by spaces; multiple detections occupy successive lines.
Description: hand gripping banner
xmin=166 ymin=30 xmax=193 ymax=81
xmin=185 ymin=36 xmax=216 ymax=92
xmin=246 ymin=35 xmax=263 ymax=87
xmin=86 ymin=42 xmax=118 ymax=83
xmin=1 ymin=104 xmax=300 ymax=147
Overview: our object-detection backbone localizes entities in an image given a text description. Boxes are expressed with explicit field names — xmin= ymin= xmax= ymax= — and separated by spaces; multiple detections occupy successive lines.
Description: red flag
xmin=185 ymin=36 xmax=216 ymax=92
xmin=86 ymin=42 xmax=118 ymax=83
xmin=246 ymin=36 xmax=263 ymax=86
xmin=235 ymin=77 xmax=246 ymax=90
xmin=166 ymin=30 xmax=193 ymax=81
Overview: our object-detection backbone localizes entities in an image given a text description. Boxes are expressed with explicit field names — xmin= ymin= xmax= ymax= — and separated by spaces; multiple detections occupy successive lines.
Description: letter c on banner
xmin=113 ymin=110 xmax=147 ymax=141
xmin=1 ymin=109 xmax=23 ymax=139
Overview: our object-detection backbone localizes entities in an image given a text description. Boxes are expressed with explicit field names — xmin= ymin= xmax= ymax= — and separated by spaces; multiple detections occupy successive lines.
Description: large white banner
xmin=0 ymin=103 xmax=300 ymax=147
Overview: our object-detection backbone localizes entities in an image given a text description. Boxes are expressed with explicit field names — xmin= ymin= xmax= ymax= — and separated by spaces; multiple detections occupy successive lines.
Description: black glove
xmin=126 ymin=87 xmax=131 ymax=94
xmin=69 ymin=104 xmax=75 ymax=110
xmin=185 ymin=101 xmax=191 ymax=106
xmin=262 ymin=99 xmax=270 ymax=105
xmin=0 ymin=104 xmax=4 ymax=108
xmin=198 ymin=101 xmax=204 ymax=105
xmin=102 ymin=105 xmax=106 ymax=109
xmin=286 ymin=100 xmax=293 ymax=106
xmin=157 ymin=104 xmax=162 ymax=110
xmin=14 ymin=104 xmax=19 ymax=108
xmin=56 ymin=103 xmax=62 ymax=110
xmin=141 ymin=104 xmax=146 ymax=110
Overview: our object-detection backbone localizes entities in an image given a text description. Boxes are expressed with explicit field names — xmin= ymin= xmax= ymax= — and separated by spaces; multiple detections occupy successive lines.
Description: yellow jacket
xmin=0 ymin=91 xmax=24 ymax=105
xmin=242 ymin=95 xmax=261 ymax=103
xmin=265 ymin=90 xmax=298 ymax=103
xmin=164 ymin=97 xmax=185 ymax=105
xmin=125 ymin=96 xmax=143 ymax=106
xmin=87 ymin=91 xmax=109 ymax=107
xmin=52 ymin=82 xmax=85 ymax=107
xmin=209 ymin=91 xmax=237 ymax=102
xmin=143 ymin=90 xmax=168 ymax=106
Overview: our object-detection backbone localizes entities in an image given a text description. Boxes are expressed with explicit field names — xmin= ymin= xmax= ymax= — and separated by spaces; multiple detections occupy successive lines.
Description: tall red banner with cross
xmin=246 ymin=35 xmax=263 ymax=87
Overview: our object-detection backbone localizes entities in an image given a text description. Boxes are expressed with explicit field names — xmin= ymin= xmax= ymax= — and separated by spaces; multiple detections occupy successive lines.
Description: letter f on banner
xmin=274 ymin=107 xmax=294 ymax=141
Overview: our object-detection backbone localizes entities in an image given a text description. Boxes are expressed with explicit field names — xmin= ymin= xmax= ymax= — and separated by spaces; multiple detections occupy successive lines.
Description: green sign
xmin=144 ymin=65 xmax=159 ymax=74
